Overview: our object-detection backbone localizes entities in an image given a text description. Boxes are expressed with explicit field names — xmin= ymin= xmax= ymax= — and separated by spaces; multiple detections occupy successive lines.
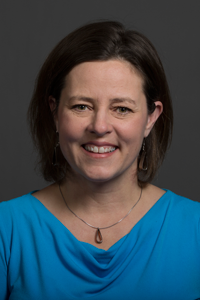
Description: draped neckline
xmin=30 ymin=189 xmax=169 ymax=252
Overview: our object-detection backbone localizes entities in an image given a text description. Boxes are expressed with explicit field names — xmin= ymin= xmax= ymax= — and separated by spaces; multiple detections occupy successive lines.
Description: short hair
xmin=28 ymin=20 xmax=173 ymax=187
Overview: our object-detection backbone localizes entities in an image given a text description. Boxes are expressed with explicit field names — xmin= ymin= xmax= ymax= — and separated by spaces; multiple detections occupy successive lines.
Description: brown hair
xmin=28 ymin=20 xmax=173 ymax=186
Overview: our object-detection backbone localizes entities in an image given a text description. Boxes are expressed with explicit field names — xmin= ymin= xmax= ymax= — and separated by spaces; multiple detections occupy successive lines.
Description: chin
xmin=84 ymin=174 xmax=114 ymax=183
xmin=81 ymin=169 xmax=122 ymax=184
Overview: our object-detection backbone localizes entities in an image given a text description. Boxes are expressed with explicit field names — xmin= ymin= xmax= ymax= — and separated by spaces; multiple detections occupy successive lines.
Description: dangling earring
xmin=52 ymin=131 xmax=60 ymax=166
xmin=139 ymin=139 xmax=148 ymax=171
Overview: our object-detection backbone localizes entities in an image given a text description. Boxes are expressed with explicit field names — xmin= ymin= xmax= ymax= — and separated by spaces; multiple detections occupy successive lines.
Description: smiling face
xmin=51 ymin=60 xmax=162 ymax=184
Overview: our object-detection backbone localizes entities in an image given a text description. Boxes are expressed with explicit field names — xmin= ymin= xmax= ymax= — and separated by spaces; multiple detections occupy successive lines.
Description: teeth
xmin=84 ymin=145 xmax=116 ymax=153
xmin=93 ymin=146 xmax=98 ymax=153
xmin=99 ymin=147 xmax=104 ymax=153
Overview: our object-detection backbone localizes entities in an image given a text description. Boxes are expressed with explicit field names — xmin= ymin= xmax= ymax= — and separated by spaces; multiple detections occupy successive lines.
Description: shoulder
xmin=143 ymin=184 xmax=200 ymax=217
xmin=0 ymin=192 xmax=37 ymax=214
xmin=165 ymin=189 xmax=200 ymax=212
xmin=0 ymin=192 xmax=39 ymax=231
xmin=161 ymin=190 xmax=200 ymax=231
xmin=158 ymin=190 xmax=200 ymax=254
xmin=147 ymin=184 xmax=200 ymax=210
xmin=146 ymin=185 xmax=200 ymax=225
xmin=146 ymin=185 xmax=200 ymax=229
xmin=0 ymin=193 xmax=38 ymax=259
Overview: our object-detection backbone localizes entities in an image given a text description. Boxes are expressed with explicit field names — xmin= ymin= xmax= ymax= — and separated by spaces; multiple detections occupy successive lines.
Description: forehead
xmin=65 ymin=60 xmax=143 ymax=88
xmin=61 ymin=60 xmax=145 ymax=105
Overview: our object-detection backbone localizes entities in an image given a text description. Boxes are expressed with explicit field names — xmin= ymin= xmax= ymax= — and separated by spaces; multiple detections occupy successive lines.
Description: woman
xmin=0 ymin=21 xmax=200 ymax=300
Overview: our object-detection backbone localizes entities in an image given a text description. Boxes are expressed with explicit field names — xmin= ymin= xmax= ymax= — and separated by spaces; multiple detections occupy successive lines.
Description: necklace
xmin=59 ymin=184 xmax=142 ymax=244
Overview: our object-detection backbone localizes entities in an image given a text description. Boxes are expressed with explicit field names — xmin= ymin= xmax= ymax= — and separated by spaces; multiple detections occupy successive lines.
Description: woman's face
xmin=52 ymin=60 xmax=162 ymax=183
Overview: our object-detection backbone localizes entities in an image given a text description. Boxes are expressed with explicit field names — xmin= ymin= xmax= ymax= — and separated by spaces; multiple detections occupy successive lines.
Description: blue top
xmin=0 ymin=190 xmax=200 ymax=300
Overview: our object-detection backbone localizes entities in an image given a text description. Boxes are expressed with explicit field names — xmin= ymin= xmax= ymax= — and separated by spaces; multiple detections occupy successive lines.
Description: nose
xmin=87 ymin=110 xmax=112 ymax=136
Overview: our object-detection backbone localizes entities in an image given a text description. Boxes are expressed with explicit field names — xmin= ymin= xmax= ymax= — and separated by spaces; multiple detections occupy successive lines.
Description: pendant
xmin=96 ymin=228 xmax=103 ymax=244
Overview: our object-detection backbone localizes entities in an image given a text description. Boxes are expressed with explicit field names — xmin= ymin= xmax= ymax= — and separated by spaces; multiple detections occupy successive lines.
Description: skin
xmin=54 ymin=60 xmax=161 ymax=183
xmin=34 ymin=60 xmax=164 ymax=250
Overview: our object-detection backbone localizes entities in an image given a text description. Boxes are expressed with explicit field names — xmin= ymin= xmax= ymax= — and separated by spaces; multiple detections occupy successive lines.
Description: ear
xmin=48 ymin=96 xmax=58 ymax=130
xmin=144 ymin=101 xmax=163 ymax=137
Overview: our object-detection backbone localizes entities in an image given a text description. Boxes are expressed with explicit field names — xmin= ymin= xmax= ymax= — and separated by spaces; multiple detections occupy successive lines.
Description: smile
xmin=83 ymin=145 xmax=117 ymax=154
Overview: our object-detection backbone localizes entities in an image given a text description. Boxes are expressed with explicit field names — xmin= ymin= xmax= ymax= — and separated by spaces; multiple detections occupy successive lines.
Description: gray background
xmin=0 ymin=0 xmax=199 ymax=201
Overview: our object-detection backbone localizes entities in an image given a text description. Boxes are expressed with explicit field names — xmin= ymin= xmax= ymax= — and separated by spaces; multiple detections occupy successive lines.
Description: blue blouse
xmin=0 ymin=190 xmax=200 ymax=300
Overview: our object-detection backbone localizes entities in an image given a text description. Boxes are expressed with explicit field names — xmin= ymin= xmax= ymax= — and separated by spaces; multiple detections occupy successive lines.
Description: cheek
xmin=58 ymin=114 xmax=84 ymax=144
xmin=117 ymin=118 xmax=147 ymax=145
xmin=58 ymin=116 xmax=84 ymax=164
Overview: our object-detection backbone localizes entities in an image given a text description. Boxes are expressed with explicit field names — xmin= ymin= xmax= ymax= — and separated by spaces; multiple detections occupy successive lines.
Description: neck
xmin=59 ymin=170 xmax=141 ymax=217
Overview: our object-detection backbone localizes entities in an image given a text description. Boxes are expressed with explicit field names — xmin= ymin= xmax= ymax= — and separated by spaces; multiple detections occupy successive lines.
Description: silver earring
xmin=139 ymin=140 xmax=148 ymax=171
xmin=52 ymin=131 xmax=60 ymax=166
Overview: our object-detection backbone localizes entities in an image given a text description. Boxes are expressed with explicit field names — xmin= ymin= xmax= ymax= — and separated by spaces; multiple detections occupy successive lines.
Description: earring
xmin=139 ymin=139 xmax=148 ymax=171
xmin=52 ymin=131 xmax=60 ymax=166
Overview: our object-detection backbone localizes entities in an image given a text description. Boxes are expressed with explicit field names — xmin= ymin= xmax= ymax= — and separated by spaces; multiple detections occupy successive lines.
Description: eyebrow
xmin=110 ymin=98 xmax=136 ymax=106
xmin=68 ymin=96 xmax=136 ymax=106
xmin=68 ymin=96 xmax=94 ymax=102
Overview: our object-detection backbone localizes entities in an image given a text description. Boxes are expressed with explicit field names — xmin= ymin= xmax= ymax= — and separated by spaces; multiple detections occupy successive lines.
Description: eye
xmin=116 ymin=106 xmax=132 ymax=114
xmin=73 ymin=105 xmax=88 ymax=111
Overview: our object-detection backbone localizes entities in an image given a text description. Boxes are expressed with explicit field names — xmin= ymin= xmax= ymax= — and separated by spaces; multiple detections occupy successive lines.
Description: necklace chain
xmin=59 ymin=184 xmax=142 ymax=244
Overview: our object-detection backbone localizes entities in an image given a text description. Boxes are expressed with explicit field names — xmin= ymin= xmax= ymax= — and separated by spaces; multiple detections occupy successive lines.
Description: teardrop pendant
xmin=96 ymin=228 xmax=103 ymax=244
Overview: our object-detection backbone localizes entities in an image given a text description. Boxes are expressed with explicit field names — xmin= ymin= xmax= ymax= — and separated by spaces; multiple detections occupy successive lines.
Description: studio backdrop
xmin=0 ymin=0 xmax=199 ymax=201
